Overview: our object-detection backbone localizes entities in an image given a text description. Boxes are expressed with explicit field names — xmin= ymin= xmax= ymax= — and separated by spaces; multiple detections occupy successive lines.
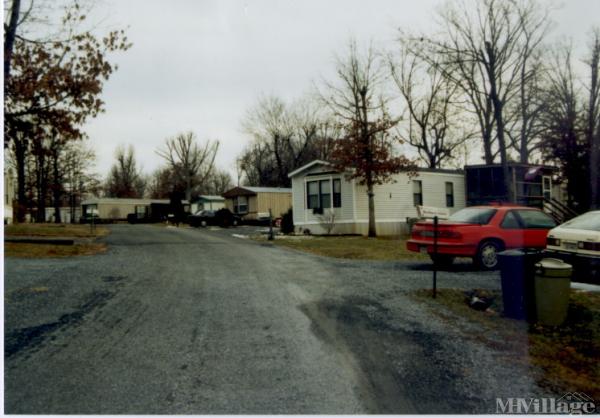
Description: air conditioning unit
xmin=312 ymin=207 xmax=323 ymax=215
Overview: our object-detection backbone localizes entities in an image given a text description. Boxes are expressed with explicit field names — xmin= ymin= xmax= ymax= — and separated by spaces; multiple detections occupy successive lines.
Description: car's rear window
xmin=561 ymin=212 xmax=600 ymax=231
xmin=515 ymin=210 xmax=556 ymax=229
xmin=448 ymin=207 xmax=497 ymax=224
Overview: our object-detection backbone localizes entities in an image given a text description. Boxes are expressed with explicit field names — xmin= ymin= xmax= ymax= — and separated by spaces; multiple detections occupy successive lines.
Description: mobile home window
xmin=235 ymin=196 xmax=248 ymax=214
xmin=307 ymin=181 xmax=319 ymax=209
xmin=413 ymin=180 xmax=423 ymax=206
xmin=445 ymin=182 xmax=454 ymax=207
xmin=333 ymin=179 xmax=341 ymax=208
xmin=319 ymin=180 xmax=331 ymax=208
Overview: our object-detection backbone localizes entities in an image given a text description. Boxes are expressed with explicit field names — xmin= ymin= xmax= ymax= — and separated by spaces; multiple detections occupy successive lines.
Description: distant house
xmin=4 ymin=167 xmax=16 ymax=224
xmin=44 ymin=207 xmax=82 ymax=224
xmin=81 ymin=198 xmax=190 ymax=222
xmin=190 ymin=195 xmax=225 ymax=214
xmin=222 ymin=186 xmax=292 ymax=221
xmin=288 ymin=160 xmax=466 ymax=236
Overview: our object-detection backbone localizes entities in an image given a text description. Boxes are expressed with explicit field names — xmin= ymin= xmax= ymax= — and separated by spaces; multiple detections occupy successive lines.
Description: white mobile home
xmin=4 ymin=167 xmax=16 ymax=224
xmin=288 ymin=160 xmax=466 ymax=236
xmin=81 ymin=198 xmax=190 ymax=221
xmin=190 ymin=195 xmax=225 ymax=214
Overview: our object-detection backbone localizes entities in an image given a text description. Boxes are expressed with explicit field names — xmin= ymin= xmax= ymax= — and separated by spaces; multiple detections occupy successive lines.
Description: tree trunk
xmin=185 ymin=176 xmax=192 ymax=203
xmin=486 ymin=44 xmax=512 ymax=202
xmin=367 ymin=186 xmax=376 ymax=238
xmin=494 ymin=108 xmax=512 ymax=202
xmin=588 ymin=40 xmax=600 ymax=209
xmin=36 ymin=152 xmax=47 ymax=223
xmin=482 ymin=123 xmax=494 ymax=164
xmin=3 ymin=0 xmax=21 ymax=86
xmin=591 ymin=125 xmax=600 ymax=209
xmin=52 ymin=150 xmax=62 ymax=223
xmin=14 ymin=137 xmax=27 ymax=222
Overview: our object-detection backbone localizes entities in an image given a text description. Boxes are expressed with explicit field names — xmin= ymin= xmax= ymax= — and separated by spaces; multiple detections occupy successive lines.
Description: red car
xmin=407 ymin=205 xmax=557 ymax=269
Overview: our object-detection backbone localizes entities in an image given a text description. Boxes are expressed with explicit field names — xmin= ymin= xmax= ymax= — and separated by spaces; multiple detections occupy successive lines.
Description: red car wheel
xmin=475 ymin=240 xmax=503 ymax=270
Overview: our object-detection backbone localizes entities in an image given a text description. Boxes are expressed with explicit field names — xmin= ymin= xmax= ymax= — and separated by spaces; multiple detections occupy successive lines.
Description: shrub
xmin=281 ymin=208 xmax=294 ymax=234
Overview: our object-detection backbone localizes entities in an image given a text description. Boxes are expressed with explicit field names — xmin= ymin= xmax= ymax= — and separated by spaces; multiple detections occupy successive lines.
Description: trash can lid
xmin=498 ymin=248 xmax=542 ymax=258
xmin=535 ymin=258 xmax=573 ymax=278
xmin=498 ymin=249 xmax=526 ymax=257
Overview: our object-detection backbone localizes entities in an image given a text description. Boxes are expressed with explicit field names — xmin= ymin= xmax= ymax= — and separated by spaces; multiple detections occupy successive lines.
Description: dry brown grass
xmin=412 ymin=288 xmax=600 ymax=398
xmin=4 ymin=223 xmax=108 ymax=238
xmin=4 ymin=242 xmax=108 ymax=258
xmin=271 ymin=235 xmax=429 ymax=261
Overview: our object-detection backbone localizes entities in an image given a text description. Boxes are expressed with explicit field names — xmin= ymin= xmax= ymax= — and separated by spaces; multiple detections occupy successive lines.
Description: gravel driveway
xmin=4 ymin=224 xmax=554 ymax=413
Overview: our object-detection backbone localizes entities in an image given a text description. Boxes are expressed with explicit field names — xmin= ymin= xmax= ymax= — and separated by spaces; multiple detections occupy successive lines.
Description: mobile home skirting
xmin=293 ymin=219 xmax=412 ymax=236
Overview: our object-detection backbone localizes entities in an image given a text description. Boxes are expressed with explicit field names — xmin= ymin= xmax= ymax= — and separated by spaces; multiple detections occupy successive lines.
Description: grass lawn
xmin=271 ymin=235 xmax=429 ymax=261
xmin=4 ymin=223 xmax=108 ymax=238
xmin=411 ymin=288 xmax=600 ymax=398
xmin=4 ymin=223 xmax=109 ymax=258
xmin=4 ymin=242 xmax=108 ymax=258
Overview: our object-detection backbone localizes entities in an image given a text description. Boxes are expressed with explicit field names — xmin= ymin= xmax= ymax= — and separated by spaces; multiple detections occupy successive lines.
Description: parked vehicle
xmin=188 ymin=208 xmax=240 ymax=228
xmin=407 ymin=205 xmax=557 ymax=269
xmin=545 ymin=210 xmax=600 ymax=280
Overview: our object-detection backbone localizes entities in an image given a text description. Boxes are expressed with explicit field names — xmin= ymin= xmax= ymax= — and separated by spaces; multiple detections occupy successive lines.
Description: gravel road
xmin=4 ymin=224 xmax=553 ymax=414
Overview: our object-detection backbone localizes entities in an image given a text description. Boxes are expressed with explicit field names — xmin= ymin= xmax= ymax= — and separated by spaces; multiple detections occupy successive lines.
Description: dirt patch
xmin=5 ymin=290 xmax=114 ymax=358
xmin=299 ymin=297 xmax=479 ymax=413
xmin=5 ymin=223 xmax=109 ymax=238
xmin=4 ymin=242 xmax=107 ymax=258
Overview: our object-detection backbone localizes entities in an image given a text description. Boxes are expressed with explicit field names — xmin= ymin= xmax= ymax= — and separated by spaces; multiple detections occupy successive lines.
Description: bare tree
xmin=414 ymin=0 xmax=551 ymax=200
xmin=585 ymin=29 xmax=600 ymax=208
xmin=241 ymin=96 xmax=294 ymax=187
xmin=506 ymin=3 xmax=552 ymax=163
xmin=390 ymin=45 xmax=474 ymax=168
xmin=105 ymin=145 xmax=146 ymax=198
xmin=156 ymin=132 xmax=219 ymax=202
xmin=237 ymin=141 xmax=275 ymax=187
xmin=147 ymin=167 xmax=175 ymax=199
xmin=321 ymin=40 xmax=414 ymax=237
xmin=61 ymin=140 xmax=99 ymax=222
xmin=540 ymin=32 xmax=600 ymax=211
xmin=239 ymin=95 xmax=337 ymax=186
xmin=203 ymin=169 xmax=233 ymax=195
xmin=539 ymin=46 xmax=586 ymax=209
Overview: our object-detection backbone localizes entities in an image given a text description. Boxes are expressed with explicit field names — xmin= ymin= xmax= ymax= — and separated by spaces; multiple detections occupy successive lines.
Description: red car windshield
xmin=448 ymin=207 xmax=497 ymax=224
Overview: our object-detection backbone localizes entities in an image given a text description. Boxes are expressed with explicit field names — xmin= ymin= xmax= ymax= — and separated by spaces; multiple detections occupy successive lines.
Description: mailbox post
xmin=268 ymin=209 xmax=274 ymax=241
xmin=432 ymin=216 xmax=438 ymax=298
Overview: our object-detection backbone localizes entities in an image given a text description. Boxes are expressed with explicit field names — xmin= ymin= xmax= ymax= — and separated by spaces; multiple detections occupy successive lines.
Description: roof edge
xmin=288 ymin=160 xmax=333 ymax=178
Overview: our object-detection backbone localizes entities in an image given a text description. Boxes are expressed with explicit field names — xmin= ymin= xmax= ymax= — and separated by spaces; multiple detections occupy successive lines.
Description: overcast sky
xmin=84 ymin=0 xmax=600 ymax=180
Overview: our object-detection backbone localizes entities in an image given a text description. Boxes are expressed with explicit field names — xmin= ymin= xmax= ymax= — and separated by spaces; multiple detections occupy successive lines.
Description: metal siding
xmin=292 ymin=166 xmax=354 ymax=225
xmin=291 ymin=167 xmax=465 ymax=232
xmin=292 ymin=176 xmax=305 ymax=224
xmin=354 ymin=171 xmax=465 ymax=222
xmin=257 ymin=192 xmax=292 ymax=218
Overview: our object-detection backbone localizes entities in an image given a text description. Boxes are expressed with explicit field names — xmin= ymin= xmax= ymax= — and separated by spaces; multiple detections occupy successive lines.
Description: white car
xmin=545 ymin=210 xmax=600 ymax=281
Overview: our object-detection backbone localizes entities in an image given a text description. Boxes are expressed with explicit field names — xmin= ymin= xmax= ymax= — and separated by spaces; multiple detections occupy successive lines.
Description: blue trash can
xmin=498 ymin=249 xmax=543 ymax=320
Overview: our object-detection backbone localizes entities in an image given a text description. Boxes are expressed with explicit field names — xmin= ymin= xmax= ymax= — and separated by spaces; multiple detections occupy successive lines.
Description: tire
xmin=200 ymin=220 xmax=207 ymax=227
xmin=430 ymin=254 xmax=455 ymax=267
xmin=475 ymin=240 xmax=503 ymax=270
